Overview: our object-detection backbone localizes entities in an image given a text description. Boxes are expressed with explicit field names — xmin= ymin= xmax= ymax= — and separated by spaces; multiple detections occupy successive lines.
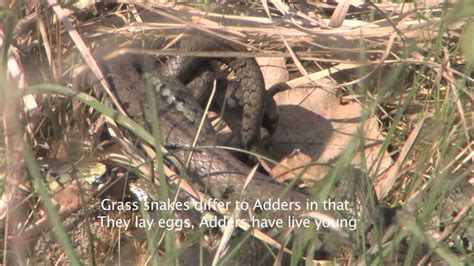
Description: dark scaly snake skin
xmin=106 ymin=62 xmax=310 ymax=219
xmin=159 ymin=35 xmax=279 ymax=151
xmin=102 ymin=62 xmax=351 ymax=264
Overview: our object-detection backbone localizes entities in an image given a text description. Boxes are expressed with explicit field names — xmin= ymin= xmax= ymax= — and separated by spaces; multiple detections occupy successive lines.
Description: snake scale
xmin=159 ymin=35 xmax=279 ymax=151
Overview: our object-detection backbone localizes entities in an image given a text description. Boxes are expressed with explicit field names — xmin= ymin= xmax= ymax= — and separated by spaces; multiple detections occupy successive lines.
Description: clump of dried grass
xmin=1 ymin=1 xmax=472 ymax=265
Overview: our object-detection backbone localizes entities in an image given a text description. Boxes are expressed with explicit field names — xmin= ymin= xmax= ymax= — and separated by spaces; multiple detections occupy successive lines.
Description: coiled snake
xmin=29 ymin=33 xmax=472 ymax=265
xmin=94 ymin=35 xmax=320 ymax=264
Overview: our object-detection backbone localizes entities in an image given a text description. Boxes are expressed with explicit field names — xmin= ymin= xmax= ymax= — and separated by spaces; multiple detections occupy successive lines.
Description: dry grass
xmin=1 ymin=1 xmax=472 ymax=265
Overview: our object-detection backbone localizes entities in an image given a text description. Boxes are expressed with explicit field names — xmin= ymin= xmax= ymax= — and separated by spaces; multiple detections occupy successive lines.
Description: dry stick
xmin=128 ymin=4 xmax=142 ymax=23
xmin=450 ymin=83 xmax=470 ymax=145
xmin=375 ymin=117 xmax=426 ymax=200
xmin=440 ymin=47 xmax=471 ymax=144
xmin=447 ymin=142 xmax=473 ymax=174
xmin=212 ymin=163 xmax=260 ymax=265
xmin=186 ymin=80 xmax=218 ymax=168
xmin=37 ymin=12 xmax=54 ymax=77
xmin=262 ymin=0 xmax=327 ymax=90
xmin=329 ymin=0 xmax=351 ymax=28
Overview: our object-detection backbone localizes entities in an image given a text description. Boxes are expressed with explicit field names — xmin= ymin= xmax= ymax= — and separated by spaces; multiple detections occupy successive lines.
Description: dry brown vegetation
xmin=1 ymin=1 xmax=472 ymax=265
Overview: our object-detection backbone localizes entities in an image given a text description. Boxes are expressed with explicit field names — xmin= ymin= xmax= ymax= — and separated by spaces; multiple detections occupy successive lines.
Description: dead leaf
xmin=270 ymin=149 xmax=332 ymax=185
xmin=52 ymin=180 xmax=94 ymax=214
xmin=256 ymin=57 xmax=289 ymax=89
xmin=268 ymin=79 xmax=392 ymax=179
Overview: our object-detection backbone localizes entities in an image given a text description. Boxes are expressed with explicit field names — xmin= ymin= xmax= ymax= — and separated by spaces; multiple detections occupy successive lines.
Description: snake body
xmin=157 ymin=35 xmax=279 ymax=152
xmin=100 ymin=56 xmax=321 ymax=264
xmin=26 ymin=34 xmax=472 ymax=265
xmin=94 ymin=36 xmax=384 ymax=263
xmin=106 ymin=61 xmax=310 ymax=217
